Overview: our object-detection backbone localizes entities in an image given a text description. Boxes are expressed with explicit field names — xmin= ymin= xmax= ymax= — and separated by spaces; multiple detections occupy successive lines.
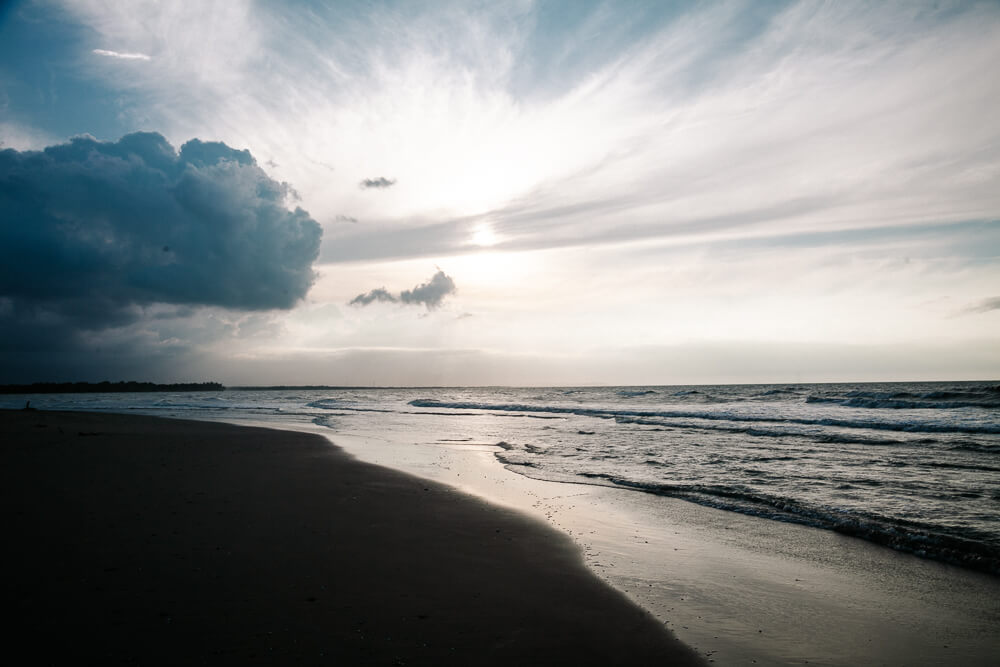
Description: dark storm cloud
xmin=0 ymin=132 xmax=322 ymax=382
xmin=0 ymin=132 xmax=322 ymax=317
xmin=359 ymin=176 xmax=396 ymax=189
xmin=0 ymin=305 xmax=195 ymax=383
xmin=350 ymin=270 xmax=456 ymax=309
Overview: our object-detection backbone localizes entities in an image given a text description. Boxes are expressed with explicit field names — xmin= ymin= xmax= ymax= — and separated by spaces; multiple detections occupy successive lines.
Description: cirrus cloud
xmin=965 ymin=296 xmax=1000 ymax=315
xmin=92 ymin=48 xmax=151 ymax=60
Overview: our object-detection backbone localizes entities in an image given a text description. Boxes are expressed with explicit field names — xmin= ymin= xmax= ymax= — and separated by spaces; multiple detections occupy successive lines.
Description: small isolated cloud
xmin=400 ymin=270 xmax=456 ymax=308
xmin=92 ymin=49 xmax=152 ymax=61
xmin=350 ymin=270 xmax=456 ymax=309
xmin=350 ymin=287 xmax=398 ymax=306
xmin=965 ymin=297 xmax=1000 ymax=314
xmin=359 ymin=176 xmax=396 ymax=189
xmin=335 ymin=214 xmax=359 ymax=223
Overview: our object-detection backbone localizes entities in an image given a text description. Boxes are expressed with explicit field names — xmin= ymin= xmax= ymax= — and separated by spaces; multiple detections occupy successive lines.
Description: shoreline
xmin=310 ymin=422 xmax=1000 ymax=666
xmin=6 ymin=407 xmax=1000 ymax=665
xmin=1 ymin=409 xmax=702 ymax=665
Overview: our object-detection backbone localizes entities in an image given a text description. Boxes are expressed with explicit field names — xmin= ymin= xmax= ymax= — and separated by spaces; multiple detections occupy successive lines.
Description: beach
xmin=325 ymin=424 xmax=1000 ymax=666
xmin=0 ymin=409 xmax=702 ymax=665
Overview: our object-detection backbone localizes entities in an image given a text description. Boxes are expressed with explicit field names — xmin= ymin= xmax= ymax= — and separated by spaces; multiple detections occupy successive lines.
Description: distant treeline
xmin=0 ymin=381 xmax=225 ymax=394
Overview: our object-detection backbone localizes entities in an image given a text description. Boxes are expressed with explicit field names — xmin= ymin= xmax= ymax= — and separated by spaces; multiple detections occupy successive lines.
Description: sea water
xmin=6 ymin=381 xmax=999 ymax=574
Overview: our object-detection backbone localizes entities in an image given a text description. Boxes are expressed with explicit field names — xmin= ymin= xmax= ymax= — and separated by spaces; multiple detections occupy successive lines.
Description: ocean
xmin=7 ymin=380 xmax=998 ymax=575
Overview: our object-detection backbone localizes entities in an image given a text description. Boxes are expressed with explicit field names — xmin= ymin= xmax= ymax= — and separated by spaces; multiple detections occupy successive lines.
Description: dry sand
xmin=1 ymin=409 xmax=703 ymax=665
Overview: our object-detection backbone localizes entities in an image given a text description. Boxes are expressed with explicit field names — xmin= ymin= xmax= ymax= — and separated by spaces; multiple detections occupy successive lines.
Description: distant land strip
xmin=0 ymin=381 xmax=225 ymax=394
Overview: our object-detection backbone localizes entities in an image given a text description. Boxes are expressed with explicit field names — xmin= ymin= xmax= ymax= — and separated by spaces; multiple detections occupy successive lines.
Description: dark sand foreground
xmin=1 ymin=410 xmax=702 ymax=665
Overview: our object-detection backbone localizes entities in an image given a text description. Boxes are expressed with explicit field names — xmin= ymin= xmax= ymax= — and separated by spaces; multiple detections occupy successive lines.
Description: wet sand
xmin=0 ymin=410 xmax=703 ymax=665
xmin=325 ymin=427 xmax=1000 ymax=666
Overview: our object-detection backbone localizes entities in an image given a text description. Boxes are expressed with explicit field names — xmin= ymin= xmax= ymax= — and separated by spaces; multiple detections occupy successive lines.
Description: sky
xmin=1 ymin=0 xmax=999 ymax=386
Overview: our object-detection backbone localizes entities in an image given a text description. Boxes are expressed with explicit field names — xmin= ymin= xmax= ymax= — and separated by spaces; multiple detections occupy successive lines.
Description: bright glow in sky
xmin=1 ymin=0 xmax=998 ymax=385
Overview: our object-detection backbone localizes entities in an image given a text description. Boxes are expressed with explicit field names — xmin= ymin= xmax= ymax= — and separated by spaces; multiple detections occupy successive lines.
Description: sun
xmin=470 ymin=223 xmax=499 ymax=247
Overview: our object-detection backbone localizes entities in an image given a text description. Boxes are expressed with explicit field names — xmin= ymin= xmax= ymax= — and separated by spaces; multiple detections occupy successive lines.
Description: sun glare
xmin=448 ymin=249 xmax=538 ymax=290
xmin=470 ymin=224 xmax=498 ymax=247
